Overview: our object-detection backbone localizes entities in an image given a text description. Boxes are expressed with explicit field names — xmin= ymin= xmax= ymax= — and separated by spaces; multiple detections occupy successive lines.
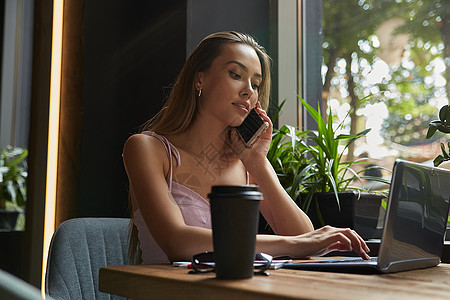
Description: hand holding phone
xmin=235 ymin=108 xmax=269 ymax=148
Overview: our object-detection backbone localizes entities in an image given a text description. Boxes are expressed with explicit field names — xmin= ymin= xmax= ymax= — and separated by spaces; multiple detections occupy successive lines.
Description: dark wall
xmin=77 ymin=1 xmax=187 ymax=216
xmin=186 ymin=0 xmax=275 ymax=120
xmin=186 ymin=0 xmax=271 ymax=56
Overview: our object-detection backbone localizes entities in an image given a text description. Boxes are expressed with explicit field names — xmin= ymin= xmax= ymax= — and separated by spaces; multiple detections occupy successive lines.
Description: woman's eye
xmin=252 ymin=83 xmax=260 ymax=90
xmin=229 ymin=71 xmax=241 ymax=79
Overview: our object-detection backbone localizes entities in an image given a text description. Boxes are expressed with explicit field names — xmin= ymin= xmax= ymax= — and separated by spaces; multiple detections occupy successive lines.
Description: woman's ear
xmin=195 ymin=72 xmax=204 ymax=91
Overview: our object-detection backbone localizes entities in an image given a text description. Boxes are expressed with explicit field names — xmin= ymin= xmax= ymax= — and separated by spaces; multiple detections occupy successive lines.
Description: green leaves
xmin=426 ymin=105 xmax=450 ymax=167
xmin=0 ymin=147 xmax=28 ymax=209
xmin=427 ymin=105 xmax=450 ymax=138
xmin=268 ymin=124 xmax=310 ymax=202
xmin=432 ymin=142 xmax=450 ymax=167
xmin=439 ymin=105 xmax=450 ymax=124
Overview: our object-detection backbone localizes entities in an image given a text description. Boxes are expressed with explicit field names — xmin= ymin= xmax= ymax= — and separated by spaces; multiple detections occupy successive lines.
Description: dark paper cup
xmin=208 ymin=185 xmax=262 ymax=279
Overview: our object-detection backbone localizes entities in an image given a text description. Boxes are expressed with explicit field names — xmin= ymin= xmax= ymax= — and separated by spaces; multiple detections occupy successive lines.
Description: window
xmin=322 ymin=0 xmax=449 ymax=170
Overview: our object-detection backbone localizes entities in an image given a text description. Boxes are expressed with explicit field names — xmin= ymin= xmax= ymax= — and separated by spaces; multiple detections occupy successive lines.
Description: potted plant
xmin=263 ymin=98 xmax=389 ymax=239
xmin=426 ymin=104 xmax=450 ymax=167
xmin=0 ymin=146 xmax=28 ymax=231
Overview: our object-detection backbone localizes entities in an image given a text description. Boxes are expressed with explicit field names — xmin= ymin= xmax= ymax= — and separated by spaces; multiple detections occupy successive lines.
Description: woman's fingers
xmin=353 ymin=229 xmax=371 ymax=253
xmin=319 ymin=241 xmax=350 ymax=256
xmin=345 ymin=228 xmax=371 ymax=259
xmin=310 ymin=226 xmax=371 ymax=260
xmin=323 ymin=230 xmax=353 ymax=252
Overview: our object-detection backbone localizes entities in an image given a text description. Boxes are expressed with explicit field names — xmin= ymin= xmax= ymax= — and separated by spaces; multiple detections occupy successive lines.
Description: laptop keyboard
xmin=326 ymin=257 xmax=378 ymax=264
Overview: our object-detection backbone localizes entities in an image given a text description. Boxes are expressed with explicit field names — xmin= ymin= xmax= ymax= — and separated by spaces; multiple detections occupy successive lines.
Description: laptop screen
xmin=379 ymin=160 xmax=450 ymax=269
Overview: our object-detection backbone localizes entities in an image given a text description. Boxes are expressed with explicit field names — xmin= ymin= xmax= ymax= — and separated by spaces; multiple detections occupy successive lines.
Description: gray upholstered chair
xmin=0 ymin=268 xmax=51 ymax=300
xmin=45 ymin=217 xmax=130 ymax=300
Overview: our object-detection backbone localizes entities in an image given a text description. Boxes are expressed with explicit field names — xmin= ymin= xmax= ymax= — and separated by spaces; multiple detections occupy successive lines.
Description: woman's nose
xmin=241 ymin=82 xmax=256 ymax=99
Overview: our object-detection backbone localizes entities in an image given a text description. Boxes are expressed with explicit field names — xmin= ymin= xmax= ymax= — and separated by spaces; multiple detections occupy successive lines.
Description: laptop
xmin=283 ymin=159 xmax=450 ymax=273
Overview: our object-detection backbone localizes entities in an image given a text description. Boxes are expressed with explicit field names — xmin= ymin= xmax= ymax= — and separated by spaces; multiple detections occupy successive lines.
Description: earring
xmin=198 ymin=89 xmax=202 ymax=97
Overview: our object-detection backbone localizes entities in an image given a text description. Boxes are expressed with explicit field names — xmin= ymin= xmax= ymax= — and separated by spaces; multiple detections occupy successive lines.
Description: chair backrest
xmin=0 ymin=268 xmax=51 ymax=300
xmin=45 ymin=217 xmax=130 ymax=300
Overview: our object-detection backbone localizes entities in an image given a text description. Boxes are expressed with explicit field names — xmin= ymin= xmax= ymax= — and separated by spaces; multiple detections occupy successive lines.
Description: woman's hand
xmin=230 ymin=102 xmax=273 ymax=171
xmin=291 ymin=226 xmax=371 ymax=259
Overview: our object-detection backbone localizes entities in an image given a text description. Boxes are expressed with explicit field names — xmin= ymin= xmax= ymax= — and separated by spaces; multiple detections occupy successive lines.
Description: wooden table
xmin=99 ymin=260 xmax=450 ymax=300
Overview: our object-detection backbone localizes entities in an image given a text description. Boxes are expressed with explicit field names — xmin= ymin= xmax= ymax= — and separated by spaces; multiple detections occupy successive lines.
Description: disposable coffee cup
xmin=208 ymin=185 xmax=262 ymax=279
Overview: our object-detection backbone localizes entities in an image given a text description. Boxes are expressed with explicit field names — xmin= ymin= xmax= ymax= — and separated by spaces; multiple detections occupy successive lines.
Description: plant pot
xmin=302 ymin=190 xmax=384 ymax=240
xmin=0 ymin=209 xmax=23 ymax=230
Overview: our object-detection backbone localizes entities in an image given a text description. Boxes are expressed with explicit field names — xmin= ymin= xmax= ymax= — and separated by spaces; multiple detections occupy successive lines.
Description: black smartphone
xmin=235 ymin=108 xmax=269 ymax=148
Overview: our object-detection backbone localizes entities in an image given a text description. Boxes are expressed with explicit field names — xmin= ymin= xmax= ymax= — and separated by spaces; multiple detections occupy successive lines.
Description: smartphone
xmin=235 ymin=108 xmax=269 ymax=148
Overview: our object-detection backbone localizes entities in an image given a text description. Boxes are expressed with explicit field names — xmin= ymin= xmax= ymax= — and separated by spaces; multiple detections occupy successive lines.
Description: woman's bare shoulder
xmin=123 ymin=133 xmax=169 ymax=167
xmin=124 ymin=133 xmax=163 ymax=151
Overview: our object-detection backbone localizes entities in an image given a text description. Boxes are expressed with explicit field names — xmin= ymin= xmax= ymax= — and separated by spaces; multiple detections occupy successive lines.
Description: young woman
xmin=123 ymin=31 xmax=370 ymax=264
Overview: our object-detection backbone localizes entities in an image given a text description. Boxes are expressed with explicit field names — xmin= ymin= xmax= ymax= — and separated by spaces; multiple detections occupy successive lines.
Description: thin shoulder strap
xmin=141 ymin=131 xmax=181 ymax=190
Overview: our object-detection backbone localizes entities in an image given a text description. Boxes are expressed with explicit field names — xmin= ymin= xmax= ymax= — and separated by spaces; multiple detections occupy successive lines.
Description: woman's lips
xmin=232 ymin=102 xmax=249 ymax=113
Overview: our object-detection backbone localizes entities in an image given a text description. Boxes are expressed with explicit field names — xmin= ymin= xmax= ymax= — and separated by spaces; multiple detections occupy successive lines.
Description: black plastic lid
xmin=208 ymin=185 xmax=262 ymax=200
xmin=210 ymin=185 xmax=259 ymax=193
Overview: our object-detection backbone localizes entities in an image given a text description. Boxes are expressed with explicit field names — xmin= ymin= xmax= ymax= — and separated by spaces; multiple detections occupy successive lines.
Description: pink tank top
xmin=132 ymin=131 xmax=213 ymax=264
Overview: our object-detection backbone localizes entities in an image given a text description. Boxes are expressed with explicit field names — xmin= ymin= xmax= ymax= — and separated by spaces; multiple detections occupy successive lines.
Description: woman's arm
xmin=123 ymin=134 xmax=214 ymax=261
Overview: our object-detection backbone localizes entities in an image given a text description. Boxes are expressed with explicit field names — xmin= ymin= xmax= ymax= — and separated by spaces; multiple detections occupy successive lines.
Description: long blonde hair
xmin=141 ymin=31 xmax=271 ymax=135
xmin=129 ymin=31 xmax=271 ymax=264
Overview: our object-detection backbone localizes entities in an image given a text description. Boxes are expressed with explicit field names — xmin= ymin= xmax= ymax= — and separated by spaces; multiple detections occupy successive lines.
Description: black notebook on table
xmin=283 ymin=159 xmax=450 ymax=273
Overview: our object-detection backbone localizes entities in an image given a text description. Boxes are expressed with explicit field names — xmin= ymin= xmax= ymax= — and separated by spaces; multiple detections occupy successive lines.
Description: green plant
xmin=425 ymin=105 xmax=450 ymax=224
xmin=268 ymin=97 xmax=390 ymax=215
xmin=0 ymin=146 xmax=28 ymax=210
xmin=267 ymin=123 xmax=312 ymax=202
xmin=426 ymin=105 xmax=450 ymax=167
